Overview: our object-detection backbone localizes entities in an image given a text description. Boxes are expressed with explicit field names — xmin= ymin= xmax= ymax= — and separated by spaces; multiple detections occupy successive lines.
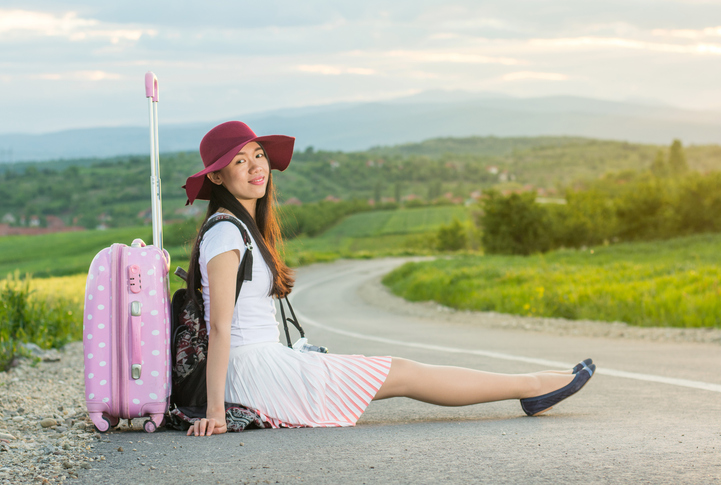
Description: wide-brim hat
xmin=183 ymin=121 xmax=295 ymax=205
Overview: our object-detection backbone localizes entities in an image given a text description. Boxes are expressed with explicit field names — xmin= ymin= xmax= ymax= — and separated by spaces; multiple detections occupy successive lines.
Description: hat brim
xmin=184 ymin=134 xmax=295 ymax=205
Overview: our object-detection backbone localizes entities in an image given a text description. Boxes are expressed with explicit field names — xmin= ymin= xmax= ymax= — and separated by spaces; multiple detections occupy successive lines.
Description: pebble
xmin=40 ymin=419 xmax=57 ymax=428
xmin=0 ymin=342 xmax=99 ymax=484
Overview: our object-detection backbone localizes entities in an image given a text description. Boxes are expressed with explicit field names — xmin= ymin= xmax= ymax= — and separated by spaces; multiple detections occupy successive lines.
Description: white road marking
xmin=291 ymin=268 xmax=721 ymax=394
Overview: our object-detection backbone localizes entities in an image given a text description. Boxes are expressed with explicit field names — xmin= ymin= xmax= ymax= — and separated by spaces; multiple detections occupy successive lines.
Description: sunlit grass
xmin=383 ymin=233 xmax=721 ymax=328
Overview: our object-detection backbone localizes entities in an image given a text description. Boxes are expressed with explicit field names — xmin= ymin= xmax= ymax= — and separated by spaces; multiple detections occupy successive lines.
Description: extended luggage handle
xmin=144 ymin=72 xmax=159 ymax=102
xmin=145 ymin=71 xmax=163 ymax=249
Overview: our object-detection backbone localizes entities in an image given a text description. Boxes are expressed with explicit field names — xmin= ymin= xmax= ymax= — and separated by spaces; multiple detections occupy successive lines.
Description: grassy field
xmin=3 ymin=206 xmax=469 ymax=279
xmin=0 ymin=226 xmax=194 ymax=279
xmin=322 ymin=205 xmax=468 ymax=238
xmin=383 ymin=232 xmax=721 ymax=328
xmin=283 ymin=206 xmax=469 ymax=266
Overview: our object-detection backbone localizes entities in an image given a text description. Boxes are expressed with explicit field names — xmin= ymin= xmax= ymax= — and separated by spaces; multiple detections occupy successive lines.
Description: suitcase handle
xmin=130 ymin=301 xmax=142 ymax=379
xmin=145 ymin=72 xmax=159 ymax=102
xmin=145 ymin=71 xmax=163 ymax=249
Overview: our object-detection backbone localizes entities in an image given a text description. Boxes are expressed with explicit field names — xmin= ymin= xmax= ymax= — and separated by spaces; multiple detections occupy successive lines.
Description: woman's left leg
xmin=372 ymin=357 xmax=575 ymax=406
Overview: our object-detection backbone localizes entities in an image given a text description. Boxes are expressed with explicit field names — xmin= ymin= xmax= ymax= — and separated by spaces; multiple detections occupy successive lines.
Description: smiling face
xmin=206 ymin=141 xmax=270 ymax=216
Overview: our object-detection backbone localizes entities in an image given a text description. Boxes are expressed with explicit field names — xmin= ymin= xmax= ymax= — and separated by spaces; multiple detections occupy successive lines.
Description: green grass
xmin=0 ymin=273 xmax=82 ymax=371
xmin=322 ymin=206 xmax=469 ymax=238
xmin=282 ymin=206 xmax=470 ymax=265
xmin=382 ymin=233 xmax=721 ymax=328
xmin=3 ymin=206 xmax=469 ymax=279
xmin=0 ymin=225 xmax=193 ymax=279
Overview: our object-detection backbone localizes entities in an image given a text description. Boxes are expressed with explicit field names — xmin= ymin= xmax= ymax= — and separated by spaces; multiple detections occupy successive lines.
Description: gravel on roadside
xmin=360 ymin=276 xmax=721 ymax=345
xmin=0 ymin=342 xmax=104 ymax=484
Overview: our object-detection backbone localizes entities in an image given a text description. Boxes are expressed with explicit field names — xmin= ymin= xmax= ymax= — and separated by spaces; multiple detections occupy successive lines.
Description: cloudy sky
xmin=2 ymin=0 xmax=721 ymax=134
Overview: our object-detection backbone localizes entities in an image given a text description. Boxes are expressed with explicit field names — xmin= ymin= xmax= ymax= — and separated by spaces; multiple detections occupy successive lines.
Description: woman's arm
xmin=188 ymin=249 xmax=240 ymax=437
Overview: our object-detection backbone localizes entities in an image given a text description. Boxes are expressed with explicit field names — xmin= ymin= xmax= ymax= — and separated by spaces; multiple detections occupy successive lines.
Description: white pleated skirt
xmin=225 ymin=342 xmax=392 ymax=428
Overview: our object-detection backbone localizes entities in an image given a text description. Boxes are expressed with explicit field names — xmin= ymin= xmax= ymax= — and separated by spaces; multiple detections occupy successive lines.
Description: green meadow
xmin=1 ymin=205 xmax=469 ymax=280
xmin=382 ymin=232 xmax=721 ymax=328
xmin=284 ymin=205 xmax=470 ymax=265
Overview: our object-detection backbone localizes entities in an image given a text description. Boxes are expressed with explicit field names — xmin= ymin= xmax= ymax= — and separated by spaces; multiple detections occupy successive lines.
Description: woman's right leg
xmin=373 ymin=357 xmax=576 ymax=406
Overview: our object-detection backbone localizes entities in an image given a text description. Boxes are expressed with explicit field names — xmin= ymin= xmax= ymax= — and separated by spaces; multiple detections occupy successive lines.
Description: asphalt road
xmin=79 ymin=258 xmax=721 ymax=484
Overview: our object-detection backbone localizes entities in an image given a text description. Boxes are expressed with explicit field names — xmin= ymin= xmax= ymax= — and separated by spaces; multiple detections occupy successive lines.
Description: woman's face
xmin=207 ymin=141 xmax=270 ymax=204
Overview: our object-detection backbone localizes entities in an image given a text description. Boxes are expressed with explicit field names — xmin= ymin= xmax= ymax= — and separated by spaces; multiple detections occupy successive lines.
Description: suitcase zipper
xmin=118 ymin=246 xmax=130 ymax=418
xmin=110 ymin=245 xmax=121 ymax=418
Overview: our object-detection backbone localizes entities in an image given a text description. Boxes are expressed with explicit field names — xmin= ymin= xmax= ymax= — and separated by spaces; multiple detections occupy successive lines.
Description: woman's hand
xmin=187 ymin=412 xmax=227 ymax=437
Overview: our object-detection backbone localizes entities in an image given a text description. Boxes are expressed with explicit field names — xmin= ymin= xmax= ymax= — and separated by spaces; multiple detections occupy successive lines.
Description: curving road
xmin=81 ymin=258 xmax=721 ymax=484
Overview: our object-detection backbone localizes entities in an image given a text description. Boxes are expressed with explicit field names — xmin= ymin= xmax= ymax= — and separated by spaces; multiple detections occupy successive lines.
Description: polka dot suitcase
xmin=83 ymin=242 xmax=171 ymax=433
xmin=83 ymin=72 xmax=171 ymax=433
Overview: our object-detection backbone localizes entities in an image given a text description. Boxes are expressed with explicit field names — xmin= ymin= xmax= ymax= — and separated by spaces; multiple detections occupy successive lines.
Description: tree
xmin=436 ymin=218 xmax=468 ymax=251
xmin=478 ymin=190 xmax=552 ymax=255
xmin=650 ymin=150 xmax=668 ymax=177
xmin=668 ymin=139 xmax=688 ymax=175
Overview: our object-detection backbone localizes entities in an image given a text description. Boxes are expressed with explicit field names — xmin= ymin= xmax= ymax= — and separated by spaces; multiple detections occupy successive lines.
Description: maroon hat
xmin=183 ymin=121 xmax=295 ymax=205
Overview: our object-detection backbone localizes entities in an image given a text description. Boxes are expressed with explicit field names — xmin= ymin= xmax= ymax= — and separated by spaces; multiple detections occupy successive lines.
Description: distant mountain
xmin=1 ymin=92 xmax=720 ymax=163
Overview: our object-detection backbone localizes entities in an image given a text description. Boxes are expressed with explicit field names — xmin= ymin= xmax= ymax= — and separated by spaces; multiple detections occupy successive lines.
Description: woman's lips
xmin=249 ymin=176 xmax=265 ymax=186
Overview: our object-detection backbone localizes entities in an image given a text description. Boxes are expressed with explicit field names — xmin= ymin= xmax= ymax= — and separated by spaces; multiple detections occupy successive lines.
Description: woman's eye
xmin=256 ymin=153 xmax=265 ymax=158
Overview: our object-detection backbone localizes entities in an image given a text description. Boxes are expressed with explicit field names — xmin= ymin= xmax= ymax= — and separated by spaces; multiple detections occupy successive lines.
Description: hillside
xmin=1 ymin=135 xmax=719 ymax=231
xmin=2 ymin=93 xmax=721 ymax=162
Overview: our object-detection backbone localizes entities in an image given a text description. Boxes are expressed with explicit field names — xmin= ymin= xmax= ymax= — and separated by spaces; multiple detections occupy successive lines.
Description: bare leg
xmin=373 ymin=357 xmax=575 ymax=406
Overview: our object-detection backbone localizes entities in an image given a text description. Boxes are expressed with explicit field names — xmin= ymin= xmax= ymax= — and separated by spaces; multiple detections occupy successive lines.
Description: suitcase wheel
xmin=93 ymin=415 xmax=111 ymax=433
xmin=144 ymin=419 xmax=157 ymax=433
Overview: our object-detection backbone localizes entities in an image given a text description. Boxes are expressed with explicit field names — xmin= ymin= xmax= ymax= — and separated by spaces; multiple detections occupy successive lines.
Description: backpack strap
xmin=278 ymin=297 xmax=304 ymax=348
xmin=199 ymin=214 xmax=254 ymax=302
xmin=195 ymin=214 xmax=299 ymax=347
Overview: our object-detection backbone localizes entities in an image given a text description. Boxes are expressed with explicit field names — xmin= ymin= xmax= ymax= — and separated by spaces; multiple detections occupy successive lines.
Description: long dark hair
xmin=186 ymin=168 xmax=294 ymax=306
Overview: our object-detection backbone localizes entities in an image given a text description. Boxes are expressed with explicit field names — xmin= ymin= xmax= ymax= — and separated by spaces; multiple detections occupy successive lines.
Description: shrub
xmin=547 ymin=189 xmax=617 ymax=248
xmin=478 ymin=190 xmax=552 ymax=255
xmin=675 ymin=172 xmax=721 ymax=235
xmin=615 ymin=178 xmax=675 ymax=241
xmin=436 ymin=218 xmax=469 ymax=251
xmin=0 ymin=272 xmax=81 ymax=371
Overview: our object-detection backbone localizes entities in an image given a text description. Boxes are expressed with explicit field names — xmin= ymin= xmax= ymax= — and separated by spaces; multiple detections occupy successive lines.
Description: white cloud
xmin=0 ymin=10 xmax=96 ymax=34
xmin=382 ymin=49 xmax=524 ymax=65
xmin=429 ymin=33 xmax=461 ymax=40
xmin=0 ymin=9 xmax=156 ymax=43
xmin=531 ymin=36 xmax=721 ymax=55
xmin=652 ymin=26 xmax=721 ymax=38
xmin=502 ymin=71 xmax=569 ymax=81
xmin=32 ymin=71 xmax=122 ymax=81
xmin=297 ymin=64 xmax=377 ymax=76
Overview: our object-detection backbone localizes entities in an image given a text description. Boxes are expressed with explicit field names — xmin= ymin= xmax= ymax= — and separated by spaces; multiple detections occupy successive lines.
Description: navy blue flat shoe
xmin=521 ymin=364 xmax=595 ymax=416
xmin=572 ymin=358 xmax=593 ymax=374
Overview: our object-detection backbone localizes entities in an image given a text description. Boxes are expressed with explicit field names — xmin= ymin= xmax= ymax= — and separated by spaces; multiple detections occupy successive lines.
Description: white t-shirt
xmin=199 ymin=213 xmax=279 ymax=347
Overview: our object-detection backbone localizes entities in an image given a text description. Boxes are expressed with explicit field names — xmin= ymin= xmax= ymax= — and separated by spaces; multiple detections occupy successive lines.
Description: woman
xmin=183 ymin=121 xmax=595 ymax=437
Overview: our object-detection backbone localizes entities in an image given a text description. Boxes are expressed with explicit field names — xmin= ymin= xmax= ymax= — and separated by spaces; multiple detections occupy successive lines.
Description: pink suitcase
xmin=83 ymin=72 xmax=171 ymax=433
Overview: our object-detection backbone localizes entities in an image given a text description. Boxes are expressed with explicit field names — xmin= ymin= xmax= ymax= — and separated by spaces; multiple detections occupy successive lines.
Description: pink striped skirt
xmin=225 ymin=342 xmax=392 ymax=428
